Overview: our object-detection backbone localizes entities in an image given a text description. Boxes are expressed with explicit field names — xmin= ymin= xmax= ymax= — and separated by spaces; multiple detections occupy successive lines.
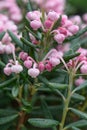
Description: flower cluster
xmin=27 ymin=10 xmax=79 ymax=44
xmin=0 ymin=0 xmax=22 ymax=23
xmin=0 ymin=14 xmax=18 ymax=54
xmin=4 ymin=60 xmax=23 ymax=76
xmin=32 ymin=0 xmax=65 ymax=14
xmin=19 ymin=49 xmax=63 ymax=78
xmin=66 ymin=47 xmax=87 ymax=86
xmin=2 ymin=9 xmax=80 ymax=78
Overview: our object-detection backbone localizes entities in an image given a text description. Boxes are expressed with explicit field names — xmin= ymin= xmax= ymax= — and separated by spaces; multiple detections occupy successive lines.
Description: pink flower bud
xmin=24 ymin=60 xmax=32 ymax=69
xmin=19 ymin=51 xmax=28 ymax=61
xmin=0 ymin=42 xmax=5 ymax=54
xmin=70 ymin=15 xmax=81 ymax=25
xmin=30 ymin=20 xmax=42 ymax=30
xmin=58 ymin=27 xmax=67 ymax=36
xmin=68 ymin=25 xmax=79 ymax=34
xmin=47 ymin=11 xmax=59 ymax=21
xmin=4 ymin=67 xmax=12 ymax=76
xmin=29 ymin=33 xmax=38 ymax=44
xmin=83 ymin=13 xmax=87 ymax=23
xmin=10 ymin=13 xmax=22 ymax=23
xmin=63 ymin=43 xmax=70 ymax=52
xmin=66 ymin=30 xmax=73 ymax=37
xmin=49 ymin=57 xmax=60 ymax=66
xmin=57 ymin=51 xmax=63 ymax=58
xmin=61 ymin=15 xmax=68 ymax=25
xmin=63 ymin=20 xmax=73 ymax=28
xmin=45 ymin=62 xmax=52 ymax=71
xmin=38 ymin=62 xmax=45 ymax=72
xmin=77 ymin=48 xmax=87 ymax=56
xmin=28 ymin=68 xmax=40 ymax=78
xmin=29 ymin=33 xmax=36 ymax=41
xmin=4 ymin=44 xmax=15 ymax=54
xmin=2 ymin=33 xmax=11 ymax=44
xmin=54 ymin=33 xmax=65 ymax=44
xmin=44 ymin=19 xmax=53 ymax=29
xmin=11 ymin=64 xmax=23 ymax=74
xmin=26 ymin=11 xmax=40 ymax=21
xmin=80 ymin=64 xmax=87 ymax=74
xmin=0 ymin=14 xmax=8 ymax=23
xmin=75 ymin=77 xmax=85 ymax=86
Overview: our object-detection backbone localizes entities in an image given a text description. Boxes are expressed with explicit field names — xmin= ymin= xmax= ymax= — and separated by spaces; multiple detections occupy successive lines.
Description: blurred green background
xmin=66 ymin=0 xmax=87 ymax=15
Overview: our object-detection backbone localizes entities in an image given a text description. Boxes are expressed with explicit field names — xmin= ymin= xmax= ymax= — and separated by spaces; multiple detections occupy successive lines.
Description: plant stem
xmin=16 ymin=85 xmax=26 ymax=130
xmin=59 ymin=71 xmax=74 ymax=130
xmin=16 ymin=111 xmax=26 ymax=130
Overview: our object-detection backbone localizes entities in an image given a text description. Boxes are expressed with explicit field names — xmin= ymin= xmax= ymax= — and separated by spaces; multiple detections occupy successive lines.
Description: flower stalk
xmin=59 ymin=70 xmax=75 ymax=130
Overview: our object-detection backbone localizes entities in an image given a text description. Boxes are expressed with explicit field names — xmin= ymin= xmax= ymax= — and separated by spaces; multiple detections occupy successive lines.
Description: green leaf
xmin=7 ymin=30 xmax=23 ymax=49
xmin=64 ymin=120 xmax=87 ymax=129
xmin=12 ymin=86 xmax=19 ymax=97
xmin=41 ymin=98 xmax=53 ymax=119
xmin=48 ymin=82 xmax=68 ymax=90
xmin=38 ymin=75 xmax=49 ymax=84
xmin=0 ymin=77 xmax=17 ymax=89
xmin=0 ymin=61 xmax=5 ymax=68
xmin=27 ymin=0 xmax=32 ymax=11
xmin=0 ymin=123 xmax=12 ymax=130
xmin=63 ymin=52 xmax=80 ymax=62
xmin=38 ymin=87 xmax=51 ymax=92
xmin=0 ymin=32 xmax=5 ymax=40
xmin=40 ymin=98 xmax=57 ymax=130
xmin=38 ymin=75 xmax=67 ymax=90
xmin=71 ymin=93 xmax=85 ymax=101
xmin=0 ymin=109 xmax=18 ymax=116
xmin=70 ymin=108 xmax=87 ymax=120
xmin=21 ymin=99 xmax=32 ymax=113
xmin=25 ymin=26 xmax=41 ymax=40
xmin=73 ymin=81 xmax=87 ymax=93
xmin=21 ymin=37 xmax=37 ymax=49
xmin=28 ymin=118 xmax=59 ymax=128
xmin=52 ymin=16 xmax=62 ymax=30
xmin=72 ymin=127 xmax=81 ymax=130
xmin=0 ymin=114 xmax=18 ymax=125
xmin=22 ymin=99 xmax=31 ymax=107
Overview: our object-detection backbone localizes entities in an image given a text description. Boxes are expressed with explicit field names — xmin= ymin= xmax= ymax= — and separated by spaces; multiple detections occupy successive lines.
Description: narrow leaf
xmin=0 ymin=32 xmax=5 ymax=40
xmin=0 ymin=61 xmax=5 ymax=67
xmin=0 ymin=77 xmax=17 ymax=89
xmin=48 ymin=82 xmax=68 ymax=90
xmin=28 ymin=118 xmax=59 ymax=128
xmin=41 ymin=98 xmax=53 ymax=119
xmin=25 ymin=26 xmax=40 ymax=40
xmin=21 ymin=37 xmax=37 ymax=49
xmin=0 ymin=114 xmax=18 ymax=125
xmin=73 ymin=81 xmax=87 ymax=93
xmin=52 ymin=16 xmax=62 ymax=30
xmin=38 ymin=75 xmax=49 ymax=85
xmin=65 ymin=120 xmax=87 ymax=129
xmin=39 ymin=75 xmax=67 ymax=90
xmin=72 ymin=127 xmax=81 ymax=130
xmin=7 ymin=30 xmax=23 ymax=48
xmin=12 ymin=86 xmax=19 ymax=97
xmin=70 ymin=108 xmax=87 ymax=120
xmin=71 ymin=93 xmax=85 ymax=101
xmin=27 ymin=0 xmax=32 ymax=11
xmin=63 ymin=52 xmax=80 ymax=62
xmin=0 ymin=109 xmax=18 ymax=116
